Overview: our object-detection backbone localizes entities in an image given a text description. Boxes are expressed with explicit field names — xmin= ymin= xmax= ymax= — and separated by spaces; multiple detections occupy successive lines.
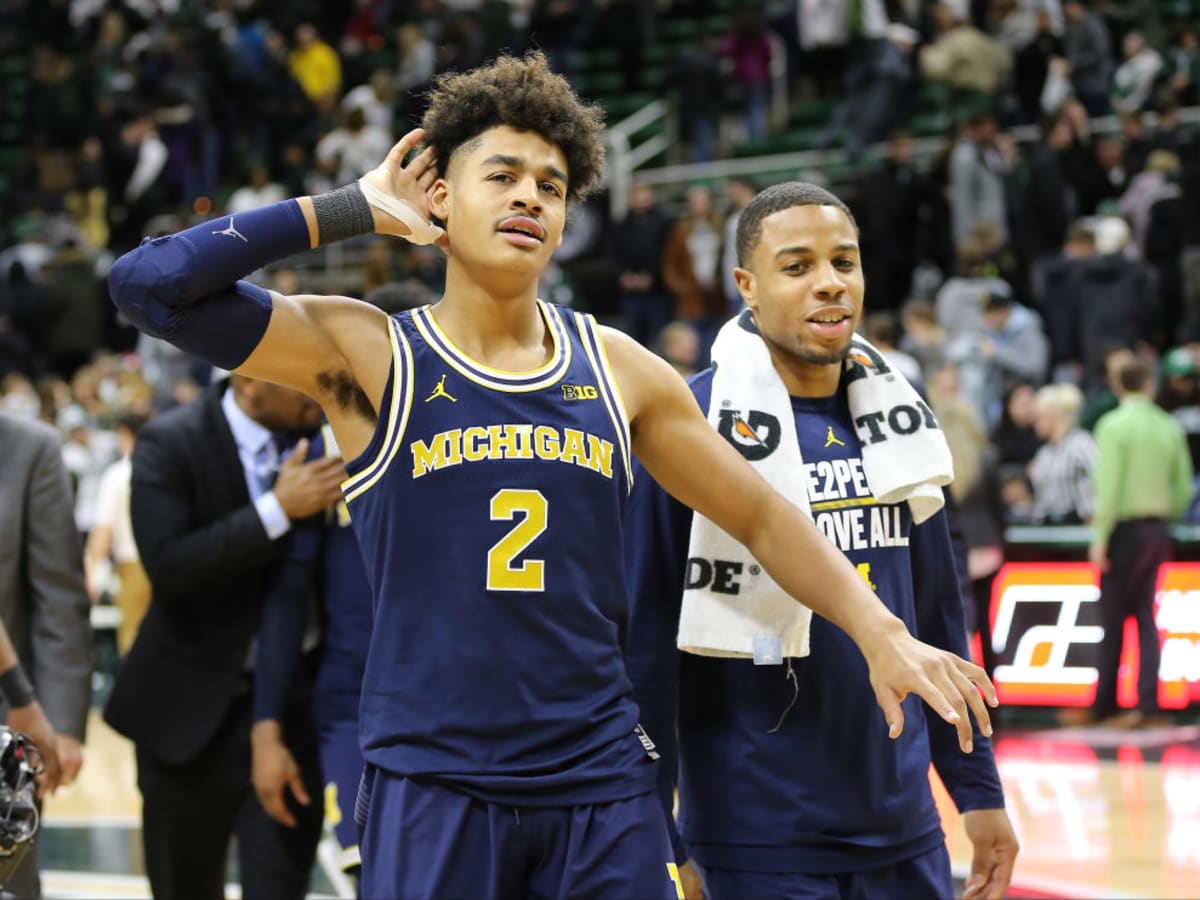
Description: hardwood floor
xmin=33 ymin=712 xmax=1200 ymax=898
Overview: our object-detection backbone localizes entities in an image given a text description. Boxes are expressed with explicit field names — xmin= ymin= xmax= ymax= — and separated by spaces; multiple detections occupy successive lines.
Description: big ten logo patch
xmin=561 ymin=384 xmax=599 ymax=401
xmin=990 ymin=563 xmax=1105 ymax=706
xmin=1154 ymin=563 xmax=1200 ymax=709
xmin=717 ymin=408 xmax=781 ymax=461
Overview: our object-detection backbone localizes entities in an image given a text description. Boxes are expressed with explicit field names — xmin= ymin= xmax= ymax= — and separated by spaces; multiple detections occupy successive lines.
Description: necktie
xmin=251 ymin=433 xmax=302 ymax=496
xmin=252 ymin=440 xmax=280 ymax=493
xmin=265 ymin=434 xmax=300 ymax=489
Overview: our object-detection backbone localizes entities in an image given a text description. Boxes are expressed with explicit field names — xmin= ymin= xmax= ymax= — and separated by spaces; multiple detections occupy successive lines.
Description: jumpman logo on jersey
xmin=824 ymin=426 xmax=846 ymax=448
xmin=425 ymin=374 xmax=457 ymax=403
xmin=212 ymin=217 xmax=247 ymax=242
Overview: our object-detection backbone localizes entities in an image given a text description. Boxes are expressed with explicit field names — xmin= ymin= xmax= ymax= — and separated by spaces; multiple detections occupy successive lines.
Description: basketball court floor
xmin=30 ymin=711 xmax=1200 ymax=898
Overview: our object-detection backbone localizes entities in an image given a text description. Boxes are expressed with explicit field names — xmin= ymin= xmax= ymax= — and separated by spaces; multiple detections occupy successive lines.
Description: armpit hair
xmin=315 ymin=369 xmax=376 ymax=423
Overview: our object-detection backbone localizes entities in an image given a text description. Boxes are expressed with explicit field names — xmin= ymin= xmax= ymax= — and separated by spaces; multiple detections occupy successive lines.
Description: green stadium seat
xmin=0 ymin=147 xmax=30 ymax=169
xmin=909 ymin=111 xmax=952 ymax=137
xmin=701 ymin=15 xmax=732 ymax=35
xmin=1155 ymin=0 xmax=1195 ymax=17
xmin=644 ymin=43 xmax=680 ymax=66
xmin=733 ymin=138 xmax=775 ymax=158
xmin=661 ymin=18 xmax=701 ymax=41
xmin=641 ymin=64 xmax=668 ymax=89
xmin=602 ymin=92 xmax=655 ymax=122
xmin=789 ymin=97 xmax=836 ymax=127
xmin=576 ymin=69 xmax=625 ymax=97
xmin=580 ymin=48 xmax=621 ymax=71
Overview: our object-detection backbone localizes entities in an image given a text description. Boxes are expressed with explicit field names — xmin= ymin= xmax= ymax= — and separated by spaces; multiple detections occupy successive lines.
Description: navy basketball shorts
xmin=317 ymin=715 xmax=364 ymax=871
xmin=358 ymin=769 xmax=684 ymax=899
xmin=698 ymin=843 xmax=953 ymax=900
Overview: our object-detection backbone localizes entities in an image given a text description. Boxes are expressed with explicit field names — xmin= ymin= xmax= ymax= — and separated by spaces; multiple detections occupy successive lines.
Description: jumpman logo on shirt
xmin=212 ymin=217 xmax=248 ymax=242
xmin=425 ymin=374 xmax=457 ymax=403
xmin=824 ymin=426 xmax=845 ymax=448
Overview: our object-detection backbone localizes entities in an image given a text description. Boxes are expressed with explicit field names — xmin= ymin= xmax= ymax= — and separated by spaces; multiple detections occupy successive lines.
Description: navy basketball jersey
xmin=342 ymin=301 xmax=657 ymax=805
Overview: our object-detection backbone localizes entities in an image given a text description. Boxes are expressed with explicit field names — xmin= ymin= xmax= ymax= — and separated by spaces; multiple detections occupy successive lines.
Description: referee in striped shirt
xmin=1029 ymin=384 xmax=1097 ymax=524
xmin=1088 ymin=358 xmax=1194 ymax=728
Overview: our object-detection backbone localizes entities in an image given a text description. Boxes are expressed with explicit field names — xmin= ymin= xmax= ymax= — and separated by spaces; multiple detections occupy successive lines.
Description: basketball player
xmin=108 ymin=53 xmax=996 ymax=898
xmin=624 ymin=183 xmax=1018 ymax=900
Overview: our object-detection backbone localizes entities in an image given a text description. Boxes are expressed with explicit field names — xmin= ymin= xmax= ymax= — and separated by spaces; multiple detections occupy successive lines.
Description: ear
xmin=428 ymin=179 xmax=450 ymax=222
xmin=733 ymin=266 xmax=757 ymax=311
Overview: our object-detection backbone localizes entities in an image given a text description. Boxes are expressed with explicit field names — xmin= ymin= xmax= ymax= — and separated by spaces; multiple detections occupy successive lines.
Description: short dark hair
xmin=115 ymin=410 xmax=150 ymax=435
xmin=421 ymin=52 xmax=606 ymax=203
xmin=1118 ymin=358 xmax=1152 ymax=392
xmin=735 ymin=181 xmax=858 ymax=267
xmin=1066 ymin=223 xmax=1095 ymax=245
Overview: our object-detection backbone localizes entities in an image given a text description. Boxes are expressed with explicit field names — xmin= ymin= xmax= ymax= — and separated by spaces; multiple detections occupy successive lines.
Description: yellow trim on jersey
xmin=411 ymin=300 xmax=572 ymax=392
xmin=342 ymin=318 xmax=416 ymax=502
xmin=575 ymin=312 xmax=633 ymax=489
xmin=809 ymin=495 xmax=878 ymax=512
xmin=588 ymin=315 xmax=633 ymax=435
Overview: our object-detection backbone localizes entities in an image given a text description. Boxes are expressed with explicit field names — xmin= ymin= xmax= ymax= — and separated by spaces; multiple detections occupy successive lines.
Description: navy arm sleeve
xmin=911 ymin=508 xmax=1007 ymax=811
xmin=107 ymin=201 xmax=311 ymax=370
xmin=940 ymin=488 xmax=976 ymax=636
xmin=624 ymin=458 xmax=693 ymax=864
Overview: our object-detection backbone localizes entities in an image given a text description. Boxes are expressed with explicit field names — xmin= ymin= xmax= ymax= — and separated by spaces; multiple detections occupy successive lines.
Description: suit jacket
xmin=104 ymin=381 xmax=280 ymax=765
xmin=0 ymin=413 xmax=92 ymax=739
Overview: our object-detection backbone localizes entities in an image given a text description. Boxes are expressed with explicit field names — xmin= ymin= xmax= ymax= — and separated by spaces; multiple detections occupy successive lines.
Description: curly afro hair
xmin=421 ymin=51 xmax=606 ymax=203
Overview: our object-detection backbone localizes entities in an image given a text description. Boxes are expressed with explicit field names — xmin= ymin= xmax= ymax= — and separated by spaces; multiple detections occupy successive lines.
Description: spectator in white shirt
xmin=342 ymin=70 xmax=395 ymax=134
xmin=58 ymin=404 xmax=118 ymax=535
xmin=226 ymin=164 xmax=288 ymax=215
xmin=314 ymin=106 xmax=393 ymax=187
xmin=1111 ymin=30 xmax=1164 ymax=115
xmin=85 ymin=411 xmax=151 ymax=655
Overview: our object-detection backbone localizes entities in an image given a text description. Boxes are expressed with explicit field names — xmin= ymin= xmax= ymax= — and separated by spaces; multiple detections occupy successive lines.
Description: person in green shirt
xmin=1088 ymin=357 xmax=1195 ymax=727
xmin=1079 ymin=346 xmax=1134 ymax=432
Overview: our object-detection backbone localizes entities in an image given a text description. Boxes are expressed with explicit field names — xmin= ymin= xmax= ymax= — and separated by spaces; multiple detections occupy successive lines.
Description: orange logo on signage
xmin=991 ymin=563 xmax=1103 ymax=706
xmin=990 ymin=562 xmax=1200 ymax=709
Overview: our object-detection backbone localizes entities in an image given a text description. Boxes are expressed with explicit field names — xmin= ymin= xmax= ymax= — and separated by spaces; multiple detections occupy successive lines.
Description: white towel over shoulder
xmin=677 ymin=313 xmax=953 ymax=661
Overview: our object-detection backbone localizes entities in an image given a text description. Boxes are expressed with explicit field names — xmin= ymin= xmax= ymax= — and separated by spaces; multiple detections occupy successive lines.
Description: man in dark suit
xmin=104 ymin=375 xmax=345 ymax=900
xmin=0 ymin=411 xmax=92 ymax=899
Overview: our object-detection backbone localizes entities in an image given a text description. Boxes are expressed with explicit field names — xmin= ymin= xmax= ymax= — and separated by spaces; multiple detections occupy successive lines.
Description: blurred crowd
xmin=3 ymin=0 xmax=1200 ymax=562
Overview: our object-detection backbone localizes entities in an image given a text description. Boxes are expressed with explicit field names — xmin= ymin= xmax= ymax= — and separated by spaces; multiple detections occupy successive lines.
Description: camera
xmin=0 ymin=728 xmax=41 ymax=889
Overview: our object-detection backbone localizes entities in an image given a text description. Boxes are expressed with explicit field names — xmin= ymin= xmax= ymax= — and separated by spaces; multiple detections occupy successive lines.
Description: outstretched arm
xmin=606 ymin=329 xmax=996 ymax=750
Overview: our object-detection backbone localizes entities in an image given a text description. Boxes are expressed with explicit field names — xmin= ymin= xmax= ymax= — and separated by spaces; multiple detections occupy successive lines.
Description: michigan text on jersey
xmin=411 ymin=425 xmax=615 ymax=479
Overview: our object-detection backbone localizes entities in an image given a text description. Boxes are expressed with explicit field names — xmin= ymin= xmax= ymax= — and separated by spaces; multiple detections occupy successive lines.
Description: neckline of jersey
xmin=412 ymin=299 xmax=570 ymax=388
